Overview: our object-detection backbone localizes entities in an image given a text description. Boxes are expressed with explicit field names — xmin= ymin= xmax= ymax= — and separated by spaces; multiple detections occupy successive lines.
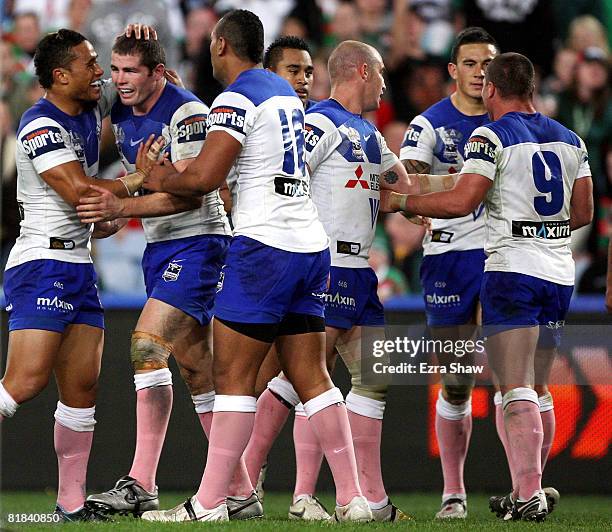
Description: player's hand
xmin=124 ymin=23 xmax=157 ymax=40
xmin=164 ymin=69 xmax=184 ymax=88
xmin=402 ymin=212 xmax=431 ymax=229
xmin=136 ymin=134 xmax=166 ymax=176
xmin=144 ymin=158 xmax=175 ymax=193
xmin=77 ymin=185 xmax=125 ymax=223
xmin=379 ymin=190 xmax=401 ymax=213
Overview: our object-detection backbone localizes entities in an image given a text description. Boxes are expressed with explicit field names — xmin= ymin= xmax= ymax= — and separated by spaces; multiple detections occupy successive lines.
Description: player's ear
xmin=53 ymin=67 xmax=69 ymax=86
xmin=448 ymin=62 xmax=458 ymax=81
xmin=152 ymin=63 xmax=165 ymax=80
xmin=359 ymin=62 xmax=368 ymax=81
xmin=217 ymin=36 xmax=228 ymax=56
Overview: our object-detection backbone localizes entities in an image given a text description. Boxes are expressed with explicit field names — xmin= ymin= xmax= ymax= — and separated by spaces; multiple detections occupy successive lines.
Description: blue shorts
xmin=4 ymin=260 xmax=104 ymax=332
xmin=214 ymin=236 xmax=330 ymax=323
xmin=481 ymin=271 xmax=573 ymax=348
xmin=142 ymin=234 xmax=230 ymax=326
xmin=325 ymin=266 xmax=384 ymax=330
xmin=420 ymin=249 xmax=486 ymax=326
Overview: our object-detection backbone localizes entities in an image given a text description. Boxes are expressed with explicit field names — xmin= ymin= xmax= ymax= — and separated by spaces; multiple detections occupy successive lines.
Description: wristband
xmin=118 ymin=169 xmax=146 ymax=196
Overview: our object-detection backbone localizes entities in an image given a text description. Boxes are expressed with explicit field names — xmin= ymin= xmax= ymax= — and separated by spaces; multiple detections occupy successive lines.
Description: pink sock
xmin=198 ymin=412 xmax=212 ymax=438
xmin=540 ymin=408 xmax=555 ymax=469
xmin=504 ymin=399 xmax=543 ymax=500
xmin=244 ymin=389 xmax=292 ymax=486
xmin=129 ymin=386 xmax=173 ymax=492
xmin=196 ymin=396 xmax=256 ymax=509
xmin=55 ymin=423 xmax=93 ymax=512
xmin=348 ymin=410 xmax=386 ymax=503
xmin=293 ymin=411 xmax=324 ymax=498
xmin=495 ymin=395 xmax=518 ymax=494
xmin=305 ymin=391 xmax=361 ymax=506
xmin=435 ymin=395 xmax=472 ymax=497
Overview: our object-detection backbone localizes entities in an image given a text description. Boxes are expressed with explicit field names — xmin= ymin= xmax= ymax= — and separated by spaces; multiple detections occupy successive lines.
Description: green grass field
xmin=1 ymin=492 xmax=610 ymax=530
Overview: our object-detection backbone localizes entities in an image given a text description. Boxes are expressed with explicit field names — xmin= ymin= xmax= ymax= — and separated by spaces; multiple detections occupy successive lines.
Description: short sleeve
xmin=460 ymin=126 xmax=501 ymax=181
xmin=18 ymin=117 xmax=79 ymax=174
xmin=97 ymin=79 xmax=117 ymax=119
xmin=377 ymin=131 xmax=399 ymax=173
xmin=207 ymin=91 xmax=253 ymax=145
xmin=170 ymin=100 xmax=210 ymax=162
xmin=399 ymin=115 xmax=435 ymax=166
xmin=304 ymin=112 xmax=341 ymax=174
xmin=577 ymin=136 xmax=591 ymax=179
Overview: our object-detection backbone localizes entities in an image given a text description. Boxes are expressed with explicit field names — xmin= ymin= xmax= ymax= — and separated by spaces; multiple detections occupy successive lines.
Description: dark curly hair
xmin=34 ymin=29 xmax=87 ymax=89
xmin=263 ymin=36 xmax=311 ymax=70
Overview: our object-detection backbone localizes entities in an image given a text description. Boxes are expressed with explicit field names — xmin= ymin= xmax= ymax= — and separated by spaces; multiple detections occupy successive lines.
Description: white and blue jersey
xmin=5 ymin=83 xmax=116 ymax=331
xmin=400 ymin=97 xmax=488 ymax=255
xmin=211 ymin=69 xmax=329 ymax=324
xmin=111 ymin=82 xmax=230 ymax=242
xmin=461 ymin=112 xmax=590 ymax=338
xmin=112 ymin=82 xmax=231 ymax=325
xmin=304 ymin=99 xmax=397 ymax=328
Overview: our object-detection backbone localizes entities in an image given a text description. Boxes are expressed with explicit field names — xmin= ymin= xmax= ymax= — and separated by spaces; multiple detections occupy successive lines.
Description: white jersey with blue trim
xmin=7 ymin=82 xmax=116 ymax=269
xmin=111 ymin=82 xmax=230 ymax=242
xmin=207 ymin=68 xmax=328 ymax=253
xmin=400 ymin=97 xmax=489 ymax=255
xmin=305 ymin=99 xmax=398 ymax=268
xmin=461 ymin=112 xmax=591 ymax=286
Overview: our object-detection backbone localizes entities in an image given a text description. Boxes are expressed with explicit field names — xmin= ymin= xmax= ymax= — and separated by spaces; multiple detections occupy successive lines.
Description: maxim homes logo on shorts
xmin=512 ymin=220 xmax=571 ymax=239
xmin=36 ymin=296 xmax=74 ymax=312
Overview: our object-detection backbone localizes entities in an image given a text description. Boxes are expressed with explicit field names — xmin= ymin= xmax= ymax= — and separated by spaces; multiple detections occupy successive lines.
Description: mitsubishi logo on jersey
xmin=345 ymin=165 xmax=369 ymax=189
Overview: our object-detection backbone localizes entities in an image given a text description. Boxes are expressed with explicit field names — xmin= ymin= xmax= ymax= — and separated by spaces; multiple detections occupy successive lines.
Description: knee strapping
xmin=436 ymin=390 xmax=471 ymax=420
xmin=538 ymin=391 xmax=554 ymax=412
xmin=502 ymin=387 xmax=539 ymax=410
xmin=192 ymin=391 xmax=215 ymax=414
xmin=133 ymin=368 xmax=173 ymax=391
xmin=130 ymin=331 xmax=172 ymax=371
xmin=0 ymin=383 xmax=18 ymax=418
xmin=54 ymin=401 xmax=96 ymax=432
xmin=346 ymin=390 xmax=385 ymax=419
xmin=344 ymin=358 xmax=388 ymax=402
xmin=267 ymin=376 xmax=300 ymax=407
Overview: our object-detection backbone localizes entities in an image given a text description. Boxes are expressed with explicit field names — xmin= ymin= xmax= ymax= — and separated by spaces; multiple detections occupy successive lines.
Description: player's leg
xmin=53 ymin=324 xmax=103 ymax=514
xmin=482 ymin=272 xmax=548 ymax=521
xmin=432 ymin=325 xmax=476 ymax=519
xmin=534 ymin=347 xmax=555 ymax=470
xmin=1 ymin=330 xmax=61 ymax=417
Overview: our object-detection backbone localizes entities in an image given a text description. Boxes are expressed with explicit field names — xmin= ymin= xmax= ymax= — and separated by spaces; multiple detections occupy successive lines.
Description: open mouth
xmin=119 ymin=88 xmax=135 ymax=96
xmin=90 ymin=80 xmax=102 ymax=88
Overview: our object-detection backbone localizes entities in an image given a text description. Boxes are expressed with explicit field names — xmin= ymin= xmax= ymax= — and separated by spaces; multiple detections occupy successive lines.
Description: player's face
xmin=272 ymin=48 xmax=313 ymax=105
xmin=363 ymin=57 xmax=386 ymax=113
xmin=111 ymin=52 xmax=160 ymax=108
xmin=64 ymin=41 xmax=104 ymax=102
xmin=450 ymin=43 xmax=497 ymax=101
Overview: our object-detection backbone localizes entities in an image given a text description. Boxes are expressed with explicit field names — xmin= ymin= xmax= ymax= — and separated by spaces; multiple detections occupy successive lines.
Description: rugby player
xmin=140 ymin=10 xmax=371 ymax=522
xmin=399 ymin=27 xmax=498 ymax=519
xmin=385 ymin=52 xmax=593 ymax=521
xmin=0 ymin=29 xmax=159 ymax=521
xmin=76 ymin=34 xmax=260 ymax=519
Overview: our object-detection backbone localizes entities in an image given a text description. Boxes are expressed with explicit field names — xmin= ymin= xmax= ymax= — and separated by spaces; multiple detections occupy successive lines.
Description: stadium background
xmin=0 ymin=0 xmax=610 ymax=497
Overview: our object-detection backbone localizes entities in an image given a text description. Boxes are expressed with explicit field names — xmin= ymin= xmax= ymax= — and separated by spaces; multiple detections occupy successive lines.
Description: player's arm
xmin=91 ymin=219 xmax=128 ymax=238
xmin=382 ymin=172 xmax=492 ymax=218
xmin=144 ymin=130 xmax=241 ymax=197
xmin=569 ymin=175 xmax=593 ymax=230
xmin=77 ymin=158 xmax=201 ymax=222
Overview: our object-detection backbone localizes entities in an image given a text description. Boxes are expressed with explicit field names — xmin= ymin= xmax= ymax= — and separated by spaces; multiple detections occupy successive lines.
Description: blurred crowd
xmin=1 ymin=0 xmax=611 ymax=300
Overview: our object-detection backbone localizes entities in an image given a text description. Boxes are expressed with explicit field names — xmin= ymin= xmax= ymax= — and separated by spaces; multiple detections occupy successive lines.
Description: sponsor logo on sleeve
xmin=512 ymin=220 xmax=571 ymax=239
xmin=207 ymin=106 xmax=246 ymax=134
xmin=464 ymin=134 xmax=496 ymax=163
xmin=401 ymin=124 xmax=423 ymax=148
xmin=304 ymin=123 xmax=324 ymax=152
xmin=20 ymin=125 xmax=65 ymax=159
xmin=176 ymin=113 xmax=207 ymax=143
